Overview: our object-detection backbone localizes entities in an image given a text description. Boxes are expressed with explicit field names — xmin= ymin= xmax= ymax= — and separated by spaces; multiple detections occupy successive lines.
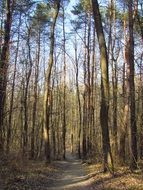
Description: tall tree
xmin=6 ymin=12 xmax=21 ymax=154
xmin=0 ymin=0 xmax=14 ymax=152
xmin=43 ymin=0 xmax=61 ymax=162
xmin=128 ymin=0 xmax=138 ymax=170
xmin=92 ymin=0 xmax=113 ymax=172
xmin=119 ymin=11 xmax=129 ymax=165
xmin=74 ymin=34 xmax=82 ymax=158
xmin=62 ymin=3 xmax=66 ymax=159
xmin=108 ymin=0 xmax=119 ymax=161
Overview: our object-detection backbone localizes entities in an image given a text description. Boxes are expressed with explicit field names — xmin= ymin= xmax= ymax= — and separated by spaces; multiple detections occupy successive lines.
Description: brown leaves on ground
xmin=0 ymin=154 xmax=60 ymax=190
xmin=1 ymin=154 xmax=143 ymax=190
xmin=85 ymin=162 xmax=143 ymax=190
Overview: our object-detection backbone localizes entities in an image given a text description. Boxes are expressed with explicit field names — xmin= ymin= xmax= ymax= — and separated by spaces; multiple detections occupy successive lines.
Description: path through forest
xmin=48 ymin=154 xmax=93 ymax=190
xmin=1 ymin=153 xmax=143 ymax=190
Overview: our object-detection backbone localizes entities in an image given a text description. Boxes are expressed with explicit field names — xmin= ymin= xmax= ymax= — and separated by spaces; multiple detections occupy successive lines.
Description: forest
xmin=0 ymin=0 xmax=143 ymax=189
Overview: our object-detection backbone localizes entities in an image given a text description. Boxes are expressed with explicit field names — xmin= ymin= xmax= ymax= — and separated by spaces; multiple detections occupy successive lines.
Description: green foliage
xmin=80 ymin=0 xmax=92 ymax=13
xmin=32 ymin=3 xmax=50 ymax=25
xmin=70 ymin=20 xmax=83 ymax=31
xmin=134 ymin=13 xmax=143 ymax=37
xmin=71 ymin=0 xmax=92 ymax=15
xmin=71 ymin=3 xmax=84 ymax=15
xmin=14 ymin=0 xmax=35 ymax=13
xmin=71 ymin=3 xmax=87 ymax=31
xmin=29 ymin=2 xmax=50 ymax=35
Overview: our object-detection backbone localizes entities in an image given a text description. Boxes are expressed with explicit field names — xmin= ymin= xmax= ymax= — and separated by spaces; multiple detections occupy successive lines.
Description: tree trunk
xmin=109 ymin=0 xmax=118 ymax=161
xmin=31 ymin=29 xmax=40 ymax=159
xmin=92 ymin=0 xmax=113 ymax=172
xmin=128 ymin=0 xmax=138 ymax=170
xmin=0 ymin=0 xmax=13 ymax=152
xmin=119 ymin=13 xmax=129 ymax=165
xmin=87 ymin=13 xmax=91 ymax=155
xmin=23 ymin=28 xmax=33 ymax=157
xmin=6 ymin=12 xmax=21 ymax=154
xmin=62 ymin=5 xmax=66 ymax=159
xmin=82 ymin=19 xmax=87 ymax=159
xmin=74 ymin=35 xmax=82 ymax=158
xmin=43 ymin=0 xmax=61 ymax=162
xmin=90 ymin=25 xmax=96 ymax=155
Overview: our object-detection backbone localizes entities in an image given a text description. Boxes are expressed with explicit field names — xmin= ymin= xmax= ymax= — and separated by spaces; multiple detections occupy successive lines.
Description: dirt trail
xmin=1 ymin=153 xmax=142 ymax=190
xmin=48 ymin=154 xmax=92 ymax=190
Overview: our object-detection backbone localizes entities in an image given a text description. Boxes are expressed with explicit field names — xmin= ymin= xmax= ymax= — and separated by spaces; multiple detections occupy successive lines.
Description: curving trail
xmin=48 ymin=154 xmax=93 ymax=190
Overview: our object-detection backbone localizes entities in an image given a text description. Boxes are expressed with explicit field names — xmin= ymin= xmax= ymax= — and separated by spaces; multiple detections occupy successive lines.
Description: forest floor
xmin=0 ymin=153 xmax=143 ymax=190
xmin=85 ymin=161 xmax=143 ymax=190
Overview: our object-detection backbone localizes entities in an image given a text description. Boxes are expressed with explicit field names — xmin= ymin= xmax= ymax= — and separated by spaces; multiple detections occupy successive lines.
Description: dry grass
xmin=85 ymin=162 xmax=143 ymax=190
xmin=0 ymin=154 xmax=60 ymax=190
xmin=1 ymin=154 xmax=143 ymax=190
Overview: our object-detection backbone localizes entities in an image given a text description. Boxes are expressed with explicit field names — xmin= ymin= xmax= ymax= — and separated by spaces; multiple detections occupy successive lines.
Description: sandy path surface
xmin=48 ymin=155 xmax=93 ymax=190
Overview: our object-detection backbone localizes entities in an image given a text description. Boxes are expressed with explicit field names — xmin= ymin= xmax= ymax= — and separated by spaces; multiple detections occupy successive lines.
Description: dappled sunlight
xmin=86 ymin=163 xmax=143 ymax=190
xmin=48 ymin=174 xmax=93 ymax=190
xmin=0 ymin=0 xmax=143 ymax=189
xmin=48 ymin=155 xmax=93 ymax=190
xmin=43 ymin=127 xmax=48 ymax=141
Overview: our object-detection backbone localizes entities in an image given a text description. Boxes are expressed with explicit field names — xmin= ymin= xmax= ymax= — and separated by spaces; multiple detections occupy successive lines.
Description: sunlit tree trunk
xmin=43 ymin=0 xmax=61 ymax=162
xmin=6 ymin=12 xmax=21 ymax=154
xmin=92 ymin=0 xmax=113 ymax=172
xmin=108 ymin=0 xmax=118 ymax=161
xmin=90 ymin=25 xmax=96 ymax=154
xmin=62 ymin=5 xmax=66 ymax=159
xmin=23 ymin=28 xmax=33 ymax=156
xmin=74 ymin=35 xmax=82 ymax=158
xmin=31 ymin=28 xmax=40 ymax=159
xmin=119 ymin=12 xmax=129 ymax=165
xmin=86 ymin=13 xmax=91 ymax=155
xmin=82 ymin=18 xmax=87 ymax=159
